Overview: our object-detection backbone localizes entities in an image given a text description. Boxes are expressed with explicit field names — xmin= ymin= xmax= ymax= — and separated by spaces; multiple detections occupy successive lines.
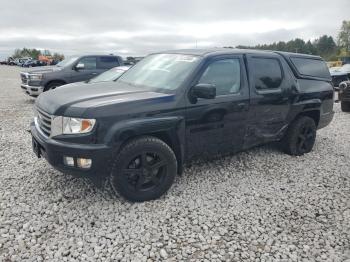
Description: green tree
xmin=305 ymin=40 xmax=317 ymax=55
xmin=313 ymin=35 xmax=337 ymax=59
xmin=234 ymin=35 xmax=337 ymax=59
xmin=338 ymin=20 xmax=350 ymax=53
xmin=12 ymin=48 xmax=42 ymax=59
xmin=13 ymin=49 xmax=22 ymax=58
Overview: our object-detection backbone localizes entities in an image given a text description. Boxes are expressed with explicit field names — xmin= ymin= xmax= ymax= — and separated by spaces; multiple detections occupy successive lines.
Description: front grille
xmin=36 ymin=108 xmax=52 ymax=137
xmin=20 ymin=73 xmax=28 ymax=84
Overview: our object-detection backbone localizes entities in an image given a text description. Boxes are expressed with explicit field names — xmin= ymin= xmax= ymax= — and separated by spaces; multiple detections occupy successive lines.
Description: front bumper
xmin=30 ymin=122 xmax=113 ymax=179
xmin=21 ymin=84 xmax=44 ymax=97
xmin=318 ymin=111 xmax=335 ymax=130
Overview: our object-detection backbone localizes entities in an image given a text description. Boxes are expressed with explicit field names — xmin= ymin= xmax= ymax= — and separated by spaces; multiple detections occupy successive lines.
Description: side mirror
xmin=191 ymin=83 xmax=216 ymax=101
xmin=75 ymin=63 xmax=85 ymax=71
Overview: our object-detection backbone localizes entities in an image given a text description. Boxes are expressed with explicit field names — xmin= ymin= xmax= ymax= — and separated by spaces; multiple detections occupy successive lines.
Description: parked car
xmin=331 ymin=72 xmax=350 ymax=90
xmin=7 ymin=57 xmax=16 ymax=66
xmin=329 ymin=66 xmax=350 ymax=89
xmin=22 ymin=59 xmax=47 ymax=68
xmin=16 ymin=57 xmax=32 ymax=67
xmin=338 ymin=81 xmax=350 ymax=112
xmin=20 ymin=54 xmax=123 ymax=97
xmin=50 ymin=60 xmax=59 ymax=66
xmin=30 ymin=49 xmax=334 ymax=202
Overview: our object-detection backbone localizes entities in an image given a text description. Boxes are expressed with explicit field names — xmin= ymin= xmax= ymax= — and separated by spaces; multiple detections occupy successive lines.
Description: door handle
xmin=236 ymin=102 xmax=248 ymax=110
xmin=91 ymin=72 xmax=98 ymax=75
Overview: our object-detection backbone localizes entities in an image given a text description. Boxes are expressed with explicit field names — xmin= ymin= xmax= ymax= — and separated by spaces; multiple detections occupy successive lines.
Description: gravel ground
xmin=0 ymin=65 xmax=349 ymax=262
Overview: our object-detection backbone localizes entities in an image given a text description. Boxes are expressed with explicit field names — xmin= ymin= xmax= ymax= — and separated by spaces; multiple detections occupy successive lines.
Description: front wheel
xmin=341 ymin=101 xmax=350 ymax=112
xmin=110 ymin=136 xmax=177 ymax=202
xmin=45 ymin=81 xmax=64 ymax=91
xmin=281 ymin=116 xmax=317 ymax=156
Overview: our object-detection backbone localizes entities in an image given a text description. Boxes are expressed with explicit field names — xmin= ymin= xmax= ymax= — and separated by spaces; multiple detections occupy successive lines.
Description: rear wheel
xmin=281 ymin=116 xmax=317 ymax=156
xmin=341 ymin=101 xmax=350 ymax=112
xmin=110 ymin=136 xmax=177 ymax=202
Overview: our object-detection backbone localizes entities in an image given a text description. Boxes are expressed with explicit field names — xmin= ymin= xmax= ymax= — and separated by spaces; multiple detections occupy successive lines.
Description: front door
xmin=185 ymin=56 xmax=250 ymax=160
xmin=70 ymin=56 xmax=101 ymax=82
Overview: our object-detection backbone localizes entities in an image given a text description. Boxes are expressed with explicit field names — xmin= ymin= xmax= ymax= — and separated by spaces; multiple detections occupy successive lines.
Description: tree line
xmin=227 ymin=20 xmax=350 ymax=61
xmin=12 ymin=48 xmax=64 ymax=61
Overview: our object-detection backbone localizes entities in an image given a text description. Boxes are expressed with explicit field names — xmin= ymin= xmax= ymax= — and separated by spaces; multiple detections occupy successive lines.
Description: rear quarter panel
xmin=290 ymin=79 xmax=334 ymax=128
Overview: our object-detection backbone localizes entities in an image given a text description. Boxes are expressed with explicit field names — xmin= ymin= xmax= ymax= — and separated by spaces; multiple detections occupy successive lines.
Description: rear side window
xmin=290 ymin=57 xmax=330 ymax=79
xmin=98 ymin=56 xmax=119 ymax=69
xmin=251 ymin=57 xmax=283 ymax=90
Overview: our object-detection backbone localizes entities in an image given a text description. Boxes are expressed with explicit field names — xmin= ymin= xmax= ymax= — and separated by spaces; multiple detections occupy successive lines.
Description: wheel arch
xmin=297 ymin=109 xmax=320 ymax=127
xmin=107 ymin=117 xmax=186 ymax=175
xmin=44 ymin=79 xmax=67 ymax=91
xmin=291 ymin=99 xmax=322 ymax=128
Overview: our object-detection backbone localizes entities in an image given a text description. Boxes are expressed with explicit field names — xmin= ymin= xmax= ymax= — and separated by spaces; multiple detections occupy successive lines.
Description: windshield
xmin=88 ymin=67 xmax=126 ymax=83
xmin=117 ymin=54 xmax=200 ymax=91
xmin=57 ymin=56 xmax=79 ymax=67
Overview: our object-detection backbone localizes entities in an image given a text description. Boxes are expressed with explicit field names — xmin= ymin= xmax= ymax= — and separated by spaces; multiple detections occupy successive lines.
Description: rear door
xmin=97 ymin=56 xmax=120 ymax=70
xmin=244 ymin=53 xmax=295 ymax=148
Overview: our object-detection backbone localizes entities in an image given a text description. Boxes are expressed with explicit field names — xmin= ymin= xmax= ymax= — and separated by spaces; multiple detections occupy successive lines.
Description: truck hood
xmin=26 ymin=66 xmax=62 ymax=74
xmin=36 ymin=81 xmax=175 ymax=117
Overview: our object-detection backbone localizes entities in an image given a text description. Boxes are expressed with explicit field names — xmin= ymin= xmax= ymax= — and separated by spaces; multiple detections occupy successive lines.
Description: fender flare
xmin=105 ymin=116 xmax=186 ymax=173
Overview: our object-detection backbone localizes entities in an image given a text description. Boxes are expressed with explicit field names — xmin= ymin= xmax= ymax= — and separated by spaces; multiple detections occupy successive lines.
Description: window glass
xmin=198 ymin=58 xmax=241 ymax=95
xmin=291 ymin=57 xmax=330 ymax=79
xmin=56 ymin=56 xmax=79 ymax=67
xmin=118 ymin=54 xmax=200 ymax=91
xmin=89 ymin=68 xmax=126 ymax=83
xmin=251 ymin=58 xmax=282 ymax=90
xmin=98 ymin=56 xmax=119 ymax=69
xmin=78 ymin=57 xmax=97 ymax=70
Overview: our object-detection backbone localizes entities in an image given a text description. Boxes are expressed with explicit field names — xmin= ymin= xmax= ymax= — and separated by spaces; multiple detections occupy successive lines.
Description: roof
xmin=153 ymin=48 xmax=323 ymax=60
xmin=66 ymin=54 xmax=123 ymax=58
xmin=156 ymin=48 xmax=267 ymax=56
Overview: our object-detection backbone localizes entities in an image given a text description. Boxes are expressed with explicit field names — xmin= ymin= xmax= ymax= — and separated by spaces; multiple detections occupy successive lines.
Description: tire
xmin=45 ymin=81 xmax=64 ymax=91
xmin=110 ymin=136 xmax=177 ymax=202
xmin=341 ymin=101 xmax=350 ymax=112
xmin=281 ymin=116 xmax=317 ymax=156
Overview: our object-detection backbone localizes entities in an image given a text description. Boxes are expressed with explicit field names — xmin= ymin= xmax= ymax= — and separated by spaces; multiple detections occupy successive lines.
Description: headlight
xmin=34 ymin=107 xmax=96 ymax=137
xmin=29 ymin=74 xmax=43 ymax=80
xmin=62 ymin=117 xmax=96 ymax=134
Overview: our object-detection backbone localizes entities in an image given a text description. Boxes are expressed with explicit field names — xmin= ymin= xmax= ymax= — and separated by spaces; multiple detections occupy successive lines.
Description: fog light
xmin=77 ymin=158 xmax=92 ymax=169
xmin=63 ymin=156 xmax=74 ymax=167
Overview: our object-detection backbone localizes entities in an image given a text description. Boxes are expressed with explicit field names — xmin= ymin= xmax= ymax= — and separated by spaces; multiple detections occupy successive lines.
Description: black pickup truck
xmin=31 ymin=49 xmax=334 ymax=202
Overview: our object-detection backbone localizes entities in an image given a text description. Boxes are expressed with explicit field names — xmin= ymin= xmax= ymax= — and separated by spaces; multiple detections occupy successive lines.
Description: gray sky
xmin=0 ymin=0 xmax=349 ymax=59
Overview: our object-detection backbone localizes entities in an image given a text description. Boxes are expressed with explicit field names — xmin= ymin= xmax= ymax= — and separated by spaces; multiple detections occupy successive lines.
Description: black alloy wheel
xmin=296 ymin=125 xmax=316 ymax=154
xmin=281 ymin=116 xmax=317 ymax=156
xmin=122 ymin=152 xmax=168 ymax=192
xmin=110 ymin=136 xmax=177 ymax=202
